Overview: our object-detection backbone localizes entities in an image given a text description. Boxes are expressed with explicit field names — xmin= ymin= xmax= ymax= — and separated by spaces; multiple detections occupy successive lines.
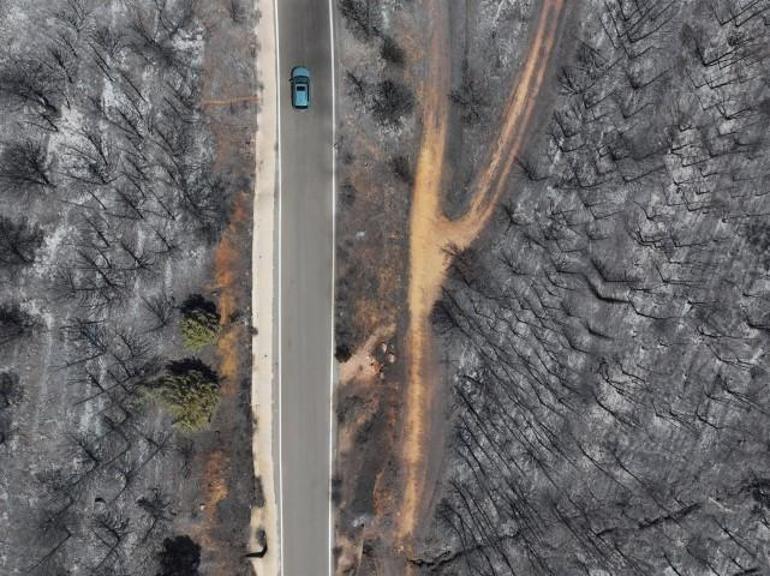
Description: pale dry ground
xmin=399 ymin=0 xmax=566 ymax=550
xmin=250 ymin=0 xmax=280 ymax=573
xmin=339 ymin=324 xmax=396 ymax=385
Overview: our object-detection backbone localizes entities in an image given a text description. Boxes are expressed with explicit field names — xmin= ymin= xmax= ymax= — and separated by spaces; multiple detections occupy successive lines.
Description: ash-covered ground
xmin=0 ymin=1 xmax=259 ymax=575
xmin=424 ymin=1 xmax=770 ymax=574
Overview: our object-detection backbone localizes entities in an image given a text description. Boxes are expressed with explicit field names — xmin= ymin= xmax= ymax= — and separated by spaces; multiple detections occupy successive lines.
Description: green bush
xmin=179 ymin=295 xmax=220 ymax=351
xmin=180 ymin=311 xmax=220 ymax=350
xmin=148 ymin=359 xmax=219 ymax=431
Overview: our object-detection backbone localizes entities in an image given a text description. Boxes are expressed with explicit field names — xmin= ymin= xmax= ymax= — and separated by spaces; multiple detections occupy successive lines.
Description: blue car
xmin=291 ymin=66 xmax=310 ymax=109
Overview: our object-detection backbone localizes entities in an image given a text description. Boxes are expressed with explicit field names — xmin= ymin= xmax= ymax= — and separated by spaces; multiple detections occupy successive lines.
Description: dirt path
xmin=398 ymin=0 xmax=451 ymax=547
xmin=398 ymin=0 xmax=566 ymax=549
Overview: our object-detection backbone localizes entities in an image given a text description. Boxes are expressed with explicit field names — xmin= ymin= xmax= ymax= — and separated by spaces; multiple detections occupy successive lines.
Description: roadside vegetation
xmin=180 ymin=295 xmax=221 ymax=351
xmin=147 ymin=359 xmax=220 ymax=432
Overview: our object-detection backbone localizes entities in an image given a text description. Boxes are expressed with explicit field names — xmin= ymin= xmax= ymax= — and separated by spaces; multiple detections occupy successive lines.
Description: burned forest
xmin=332 ymin=0 xmax=770 ymax=574
xmin=425 ymin=1 xmax=770 ymax=575
xmin=0 ymin=1 xmax=259 ymax=575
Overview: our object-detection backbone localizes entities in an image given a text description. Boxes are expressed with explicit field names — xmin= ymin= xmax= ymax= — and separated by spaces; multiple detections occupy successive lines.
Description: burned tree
xmin=371 ymin=79 xmax=414 ymax=126
xmin=380 ymin=35 xmax=405 ymax=66
xmin=0 ymin=140 xmax=55 ymax=192
xmin=0 ymin=303 xmax=40 ymax=347
xmin=137 ymin=488 xmax=173 ymax=542
xmin=339 ymin=0 xmax=379 ymax=41
xmin=0 ymin=216 xmax=44 ymax=266
xmin=0 ymin=372 xmax=22 ymax=409
xmin=142 ymin=292 xmax=176 ymax=333
xmin=157 ymin=535 xmax=201 ymax=576
xmin=0 ymin=58 xmax=63 ymax=131
xmin=0 ymin=371 xmax=22 ymax=447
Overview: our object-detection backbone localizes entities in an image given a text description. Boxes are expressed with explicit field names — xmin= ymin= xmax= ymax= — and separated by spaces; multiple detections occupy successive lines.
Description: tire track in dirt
xmin=399 ymin=0 xmax=566 ymax=549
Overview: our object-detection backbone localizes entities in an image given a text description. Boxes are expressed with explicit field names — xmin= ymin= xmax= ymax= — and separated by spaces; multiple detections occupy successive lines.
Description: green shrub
xmin=180 ymin=311 xmax=220 ymax=350
xmin=148 ymin=359 xmax=219 ymax=431
xmin=179 ymin=295 xmax=220 ymax=351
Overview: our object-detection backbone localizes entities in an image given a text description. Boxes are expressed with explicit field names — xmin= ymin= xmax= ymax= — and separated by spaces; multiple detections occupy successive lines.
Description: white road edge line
xmin=327 ymin=0 xmax=337 ymax=573
xmin=273 ymin=0 xmax=284 ymax=571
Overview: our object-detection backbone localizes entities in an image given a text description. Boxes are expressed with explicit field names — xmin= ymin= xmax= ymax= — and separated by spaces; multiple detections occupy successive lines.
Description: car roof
xmin=292 ymin=66 xmax=310 ymax=80
xmin=294 ymin=83 xmax=309 ymax=107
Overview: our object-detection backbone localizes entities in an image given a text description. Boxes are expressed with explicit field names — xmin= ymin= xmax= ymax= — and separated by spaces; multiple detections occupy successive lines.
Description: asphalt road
xmin=276 ymin=0 xmax=335 ymax=574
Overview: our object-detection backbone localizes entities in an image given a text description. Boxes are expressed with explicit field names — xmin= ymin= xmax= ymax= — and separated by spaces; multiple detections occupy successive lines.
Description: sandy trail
xmin=398 ymin=0 xmax=451 ymax=546
xmin=398 ymin=0 xmax=565 ymax=547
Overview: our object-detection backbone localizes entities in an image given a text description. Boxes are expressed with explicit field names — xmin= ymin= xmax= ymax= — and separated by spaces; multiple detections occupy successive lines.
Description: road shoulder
xmin=250 ymin=0 xmax=280 ymax=573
